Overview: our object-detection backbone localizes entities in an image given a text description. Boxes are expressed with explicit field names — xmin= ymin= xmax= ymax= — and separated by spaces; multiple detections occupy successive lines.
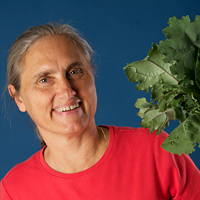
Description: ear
xmin=8 ymin=84 xmax=27 ymax=112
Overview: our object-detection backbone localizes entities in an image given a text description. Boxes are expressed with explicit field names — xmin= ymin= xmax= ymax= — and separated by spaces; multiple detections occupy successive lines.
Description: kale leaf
xmin=124 ymin=15 xmax=200 ymax=155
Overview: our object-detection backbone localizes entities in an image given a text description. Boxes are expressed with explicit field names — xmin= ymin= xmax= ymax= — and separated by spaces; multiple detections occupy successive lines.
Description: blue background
xmin=0 ymin=0 xmax=200 ymax=180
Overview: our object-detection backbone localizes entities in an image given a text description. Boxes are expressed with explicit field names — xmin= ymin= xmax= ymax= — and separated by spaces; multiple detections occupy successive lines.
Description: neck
xmin=42 ymin=125 xmax=108 ymax=173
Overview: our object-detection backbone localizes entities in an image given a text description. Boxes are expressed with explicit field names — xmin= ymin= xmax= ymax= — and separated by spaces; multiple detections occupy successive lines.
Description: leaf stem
xmin=147 ymin=58 xmax=179 ymax=84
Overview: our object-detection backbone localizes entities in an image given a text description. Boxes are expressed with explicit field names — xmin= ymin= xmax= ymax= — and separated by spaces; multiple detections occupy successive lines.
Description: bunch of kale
xmin=124 ymin=15 xmax=200 ymax=155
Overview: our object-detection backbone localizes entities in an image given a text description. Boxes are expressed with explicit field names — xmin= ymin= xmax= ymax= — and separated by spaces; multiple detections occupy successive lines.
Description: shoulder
xmin=100 ymin=125 xmax=172 ymax=161
xmin=108 ymin=125 xmax=167 ymax=136
xmin=107 ymin=125 xmax=168 ymax=146
xmin=1 ymin=149 xmax=42 ymax=186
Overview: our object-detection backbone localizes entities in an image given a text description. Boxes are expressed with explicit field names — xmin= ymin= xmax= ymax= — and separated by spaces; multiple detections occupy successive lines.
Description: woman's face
xmin=12 ymin=35 xmax=97 ymax=137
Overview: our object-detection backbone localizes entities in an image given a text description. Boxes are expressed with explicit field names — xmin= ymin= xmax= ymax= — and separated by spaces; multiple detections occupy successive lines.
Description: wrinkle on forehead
xmin=20 ymin=35 xmax=87 ymax=74
xmin=20 ymin=35 xmax=86 ymax=70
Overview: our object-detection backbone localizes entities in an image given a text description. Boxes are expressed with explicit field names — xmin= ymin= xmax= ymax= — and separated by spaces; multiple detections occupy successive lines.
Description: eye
xmin=67 ymin=68 xmax=83 ymax=79
xmin=39 ymin=77 xmax=49 ymax=83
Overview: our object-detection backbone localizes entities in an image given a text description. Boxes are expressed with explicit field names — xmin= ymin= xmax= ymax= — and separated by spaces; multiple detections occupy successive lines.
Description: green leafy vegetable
xmin=124 ymin=15 xmax=200 ymax=155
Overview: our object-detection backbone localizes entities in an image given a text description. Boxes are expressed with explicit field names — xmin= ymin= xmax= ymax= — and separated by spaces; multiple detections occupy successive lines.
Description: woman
xmin=0 ymin=23 xmax=200 ymax=199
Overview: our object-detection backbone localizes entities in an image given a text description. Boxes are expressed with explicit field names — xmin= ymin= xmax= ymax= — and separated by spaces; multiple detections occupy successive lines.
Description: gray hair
xmin=7 ymin=23 xmax=94 ymax=92
xmin=7 ymin=23 xmax=94 ymax=148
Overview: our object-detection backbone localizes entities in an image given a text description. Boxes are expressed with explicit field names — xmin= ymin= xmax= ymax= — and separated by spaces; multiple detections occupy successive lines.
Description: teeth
xmin=70 ymin=105 xmax=75 ymax=110
xmin=55 ymin=103 xmax=79 ymax=112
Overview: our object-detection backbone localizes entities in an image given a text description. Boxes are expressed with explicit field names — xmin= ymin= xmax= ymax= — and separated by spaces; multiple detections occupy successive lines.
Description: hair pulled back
xmin=7 ymin=23 xmax=94 ymax=148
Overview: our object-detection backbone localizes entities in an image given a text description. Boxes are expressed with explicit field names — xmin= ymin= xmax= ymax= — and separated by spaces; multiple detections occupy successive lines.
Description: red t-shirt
xmin=1 ymin=126 xmax=200 ymax=199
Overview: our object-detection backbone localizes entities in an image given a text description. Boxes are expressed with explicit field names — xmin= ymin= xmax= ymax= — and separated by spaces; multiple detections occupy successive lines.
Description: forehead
xmin=25 ymin=35 xmax=81 ymax=58
xmin=20 ymin=35 xmax=86 ymax=69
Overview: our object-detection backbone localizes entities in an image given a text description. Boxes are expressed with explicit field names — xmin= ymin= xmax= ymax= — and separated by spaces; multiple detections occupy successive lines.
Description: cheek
xmin=22 ymin=88 xmax=54 ymax=112
xmin=85 ymin=76 xmax=97 ymax=97
xmin=90 ymin=84 xmax=97 ymax=101
xmin=78 ymin=77 xmax=97 ymax=107
xmin=87 ymin=81 xmax=97 ymax=108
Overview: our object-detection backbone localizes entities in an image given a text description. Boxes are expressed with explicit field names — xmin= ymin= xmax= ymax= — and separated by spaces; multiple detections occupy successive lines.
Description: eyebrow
xmin=32 ymin=62 xmax=84 ymax=80
xmin=67 ymin=62 xmax=84 ymax=70
xmin=33 ymin=70 xmax=56 ymax=80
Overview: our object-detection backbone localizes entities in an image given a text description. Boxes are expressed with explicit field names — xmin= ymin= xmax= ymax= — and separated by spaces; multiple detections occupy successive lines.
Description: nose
xmin=56 ymin=77 xmax=76 ymax=100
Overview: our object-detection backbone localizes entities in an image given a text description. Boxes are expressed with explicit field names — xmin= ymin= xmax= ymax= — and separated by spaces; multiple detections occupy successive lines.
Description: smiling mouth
xmin=54 ymin=102 xmax=80 ymax=112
